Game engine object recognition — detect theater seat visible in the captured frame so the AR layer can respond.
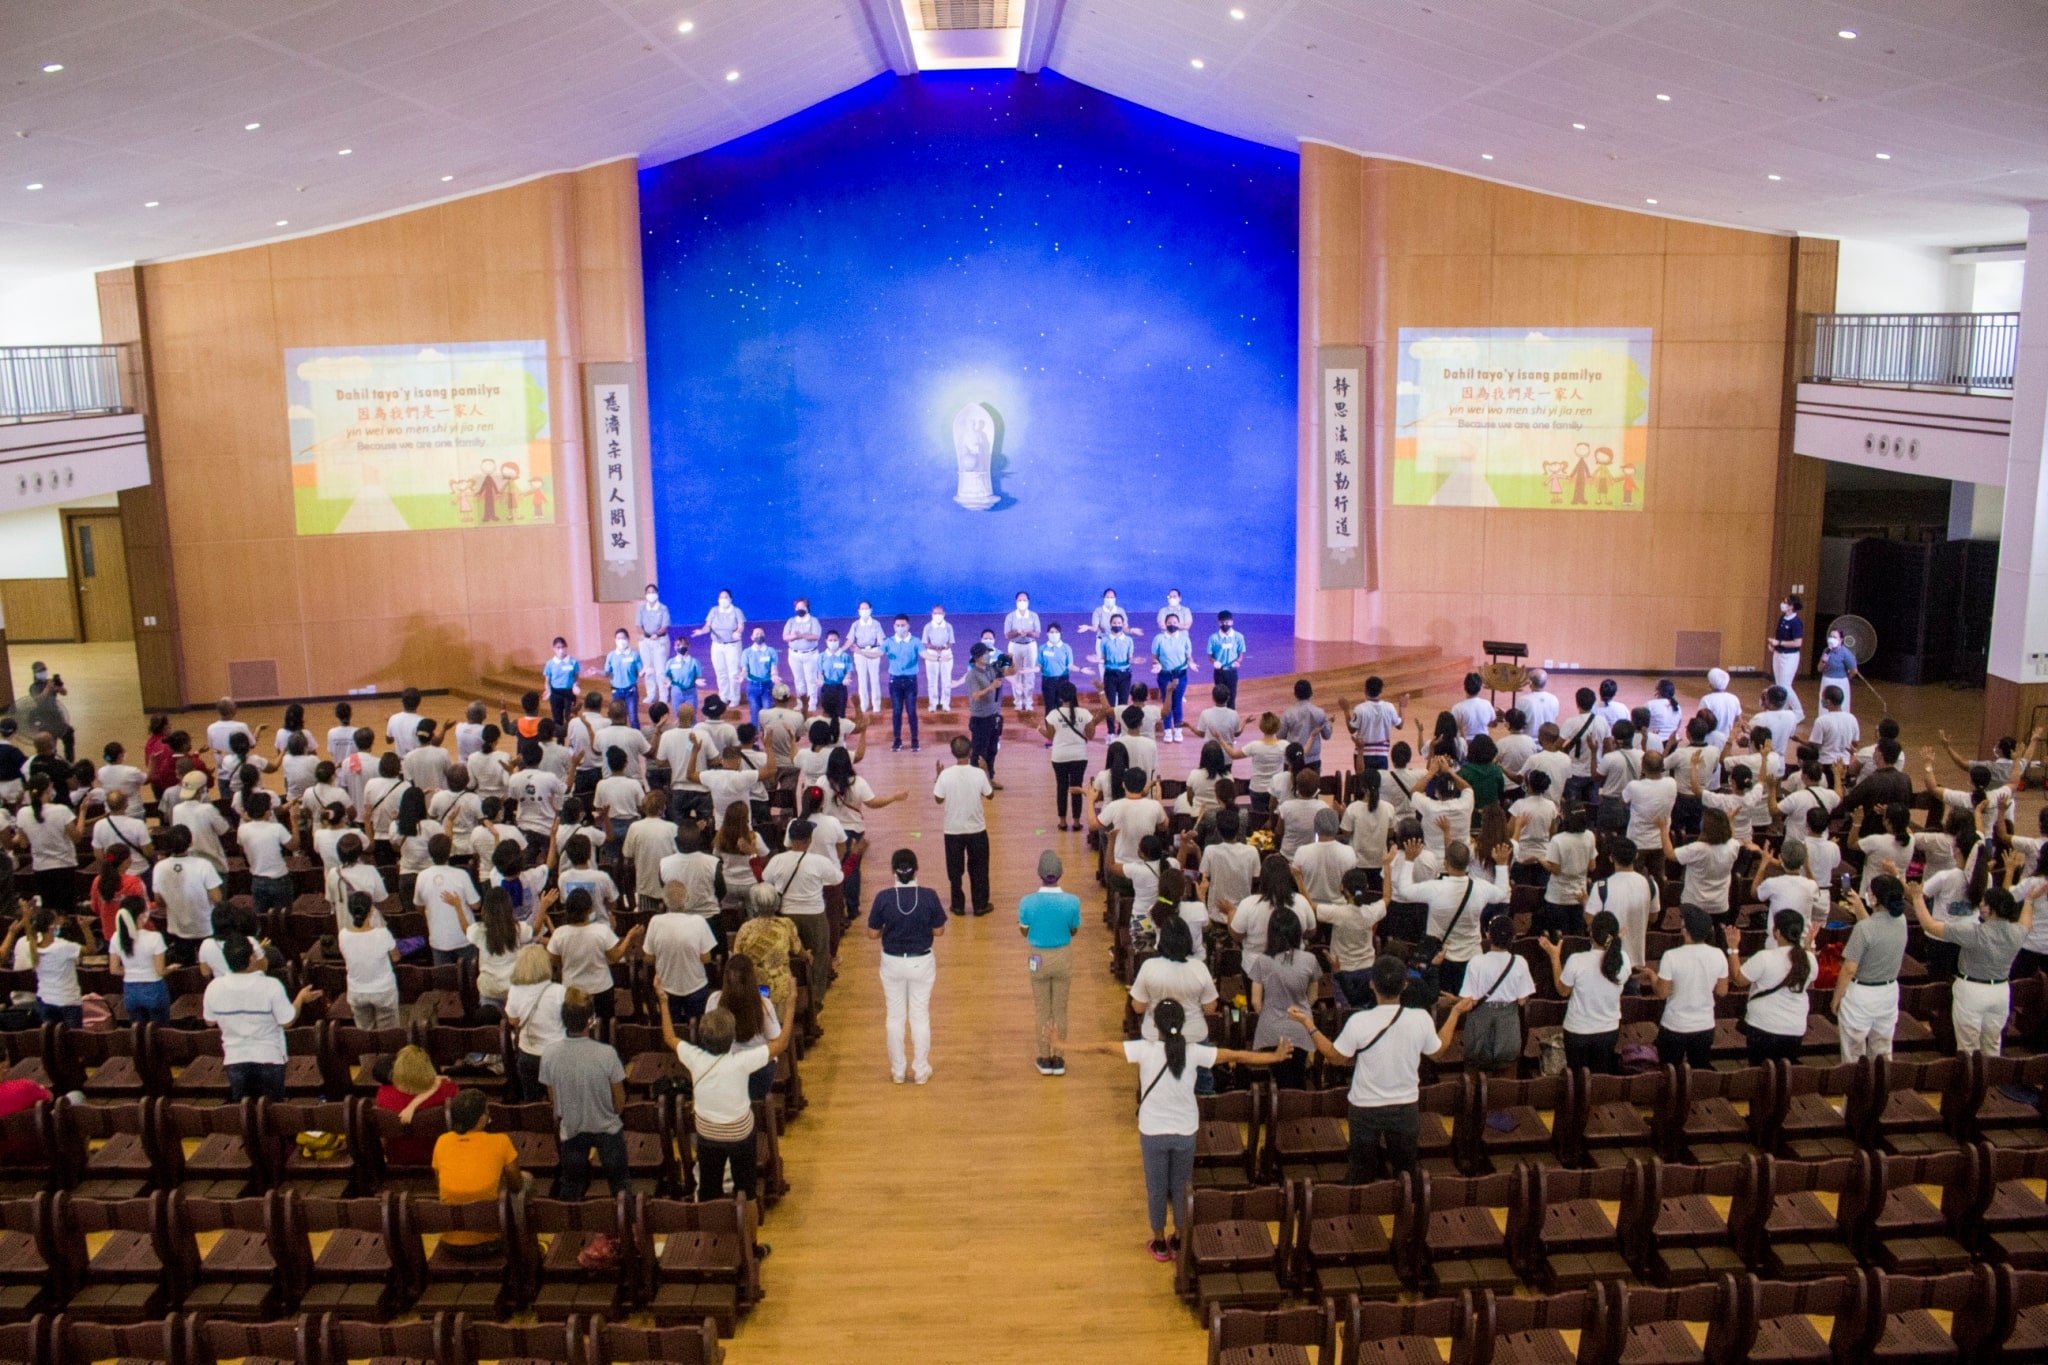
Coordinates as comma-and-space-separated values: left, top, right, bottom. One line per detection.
1178, 1186, 1289, 1317
1344, 1293, 1471, 1365
1205, 1301, 1335, 1365
1291, 1177, 1408, 1302
1411, 1169, 1518, 1296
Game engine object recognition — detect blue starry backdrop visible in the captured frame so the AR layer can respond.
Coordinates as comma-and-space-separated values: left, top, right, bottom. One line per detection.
640, 69, 1299, 617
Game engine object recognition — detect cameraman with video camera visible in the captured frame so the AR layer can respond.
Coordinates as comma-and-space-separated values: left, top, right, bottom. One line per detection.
965, 642, 1012, 789
21, 663, 73, 763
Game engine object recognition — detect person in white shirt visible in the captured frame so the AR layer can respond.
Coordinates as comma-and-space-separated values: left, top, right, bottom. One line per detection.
1653, 906, 1729, 1068
1092, 763, 1166, 871
1661, 808, 1741, 922
1344, 678, 1405, 772
97, 742, 147, 805
466, 727, 513, 797
237, 790, 300, 916
1752, 686, 1804, 758
1750, 839, 1823, 939
338, 890, 402, 1031
1588, 840, 1659, 969
108, 902, 171, 1026
401, 722, 454, 792
506, 944, 569, 1101
1073, 998, 1291, 1262
1539, 806, 1599, 935
1409, 764, 1476, 861
505, 743, 566, 855
547, 887, 642, 1019
1559, 690, 1609, 808
555, 834, 622, 926
1519, 670, 1561, 735
1620, 751, 1678, 874
385, 689, 432, 757
592, 749, 649, 849
88, 789, 152, 877
205, 698, 256, 775
1395, 838, 1512, 994
202, 933, 320, 1100
1726, 909, 1813, 1065
326, 703, 359, 768
759, 819, 844, 1011
467, 888, 536, 1012
1450, 673, 1495, 744
1699, 668, 1743, 747
151, 825, 224, 962
653, 988, 795, 1215
1292, 960, 1471, 1183
931, 734, 995, 914
414, 835, 481, 964
5, 905, 86, 1026
1494, 710, 1540, 786
1339, 770, 1395, 888
1227, 854, 1318, 955
1292, 807, 1358, 908
1457, 916, 1538, 1073
1541, 910, 1629, 1073
452, 701, 489, 763
1808, 687, 1859, 769
1921, 753, 2017, 841
644, 882, 719, 1021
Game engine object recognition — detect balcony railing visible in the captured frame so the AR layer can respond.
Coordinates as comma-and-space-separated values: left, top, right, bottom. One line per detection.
1806, 312, 2019, 392
0, 345, 130, 423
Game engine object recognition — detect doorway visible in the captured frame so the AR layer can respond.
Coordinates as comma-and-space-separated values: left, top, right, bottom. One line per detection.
65, 511, 134, 642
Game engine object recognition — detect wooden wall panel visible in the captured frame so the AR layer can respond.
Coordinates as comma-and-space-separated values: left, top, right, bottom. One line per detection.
1298, 151, 1803, 671
134, 160, 644, 701
0, 579, 78, 642
1769, 235, 1837, 677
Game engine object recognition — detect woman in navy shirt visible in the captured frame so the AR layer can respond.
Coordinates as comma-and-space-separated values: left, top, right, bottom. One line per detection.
868, 847, 949, 1085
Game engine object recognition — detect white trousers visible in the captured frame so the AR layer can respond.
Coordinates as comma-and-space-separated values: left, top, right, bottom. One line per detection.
638, 636, 670, 703
880, 951, 936, 1081
1953, 977, 2011, 1056
1771, 650, 1799, 696
926, 651, 954, 709
1009, 642, 1038, 711
1838, 980, 1899, 1060
854, 654, 884, 712
790, 651, 822, 708
710, 641, 742, 701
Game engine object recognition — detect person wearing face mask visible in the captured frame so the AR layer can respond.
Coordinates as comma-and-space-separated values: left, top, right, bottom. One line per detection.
1156, 589, 1193, 634
922, 605, 957, 714
542, 638, 581, 731
637, 585, 671, 710
693, 590, 746, 702
1005, 591, 1042, 715
1098, 613, 1137, 732
1767, 594, 1804, 701
1151, 612, 1193, 744
1038, 622, 1078, 714
739, 628, 779, 720
817, 629, 853, 718
664, 638, 704, 713
1083, 588, 1141, 643
1817, 627, 1861, 714
603, 630, 642, 728
1207, 610, 1247, 711
883, 614, 924, 751
783, 597, 823, 713
848, 602, 886, 715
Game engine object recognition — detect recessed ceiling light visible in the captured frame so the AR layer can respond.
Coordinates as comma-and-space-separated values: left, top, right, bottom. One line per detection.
724, 69, 739, 81
1838, 29, 1857, 39
1572, 122, 1586, 130
338, 148, 352, 156
275, 219, 288, 226
1875, 152, 1891, 159
440, 174, 453, 182
144, 200, 158, 207
677, 19, 695, 32
24, 183, 42, 191
1767, 174, 1781, 181
40, 63, 62, 74
244, 122, 261, 131
1480, 153, 1493, 160
1655, 93, 1670, 101
1229, 6, 1246, 17
1190, 57, 1205, 68
1644, 197, 1657, 204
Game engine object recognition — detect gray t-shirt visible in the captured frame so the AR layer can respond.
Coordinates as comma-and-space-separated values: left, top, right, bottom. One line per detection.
1844, 912, 1909, 985
1248, 949, 1322, 1049
967, 663, 1004, 719
1950, 916, 2026, 983
537, 1035, 625, 1139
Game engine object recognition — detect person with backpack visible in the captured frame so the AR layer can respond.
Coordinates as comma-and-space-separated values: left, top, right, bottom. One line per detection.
1290, 957, 1472, 1183
1458, 915, 1536, 1073
1725, 909, 1813, 1064
1393, 838, 1512, 995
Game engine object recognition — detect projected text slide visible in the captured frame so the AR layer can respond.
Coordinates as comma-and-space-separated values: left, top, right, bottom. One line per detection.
1394, 328, 1651, 510
286, 341, 553, 535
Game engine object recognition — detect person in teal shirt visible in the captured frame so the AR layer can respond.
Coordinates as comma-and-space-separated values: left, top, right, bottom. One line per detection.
1099, 616, 1136, 733
740, 628, 779, 720
1206, 611, 1247, 711
543, 637, 581, 730
1037, 623, 1079, 711
818, 630, 853, 718
1150, 616, 1194, 742
1018, 849, 1082, 1075
664, 641, 704, 712
883, 614, 924, 752
604, 629, 642, 728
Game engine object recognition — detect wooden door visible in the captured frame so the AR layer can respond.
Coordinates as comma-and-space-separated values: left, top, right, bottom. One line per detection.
68, 512, 134, 642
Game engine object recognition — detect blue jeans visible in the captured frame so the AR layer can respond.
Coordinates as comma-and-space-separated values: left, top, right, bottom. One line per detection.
123, 980, 172, 1026
1159, 669, 1188, 727
252, 873, 295, 916
556, 1128, 632, 1201
227, 1061, 288, 1101
433, 944, 479, 968
665, 985, 712, 1024
745, 678, 774, 717
890, 675, 920, 747
1102, 669, 1132, 721
39, 1002, 83, 1028
611, 687, 639, 728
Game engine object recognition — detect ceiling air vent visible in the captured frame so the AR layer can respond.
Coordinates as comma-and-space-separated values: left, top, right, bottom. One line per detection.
921, 0, 1013, 28
226, 658, 282, 699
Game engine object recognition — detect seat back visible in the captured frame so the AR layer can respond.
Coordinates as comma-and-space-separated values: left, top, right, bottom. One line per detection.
1574, 1068, 1676, 1164
1679, 1063, 1776, 1157
1613, 1277, 1734, 1360
184, 1313, 311, 1365
0, 1316, 44, 1365
52, 1190, 171, 1286
450, 1313, 581, 1365
1858, 1147, 1977, 1251
320, 1023, 410, 1095
1727, 1273, 1865, 1365
1732, 1154, 1870, 1263
1207, 1302, 1333, 1365
1345, 1294, 1469, 1365
1486, 1285, 1608, 1363
318, 1311, 448, 1365
1861, 1265, 1998, 1360
1473, 1074, 1573, 1169
1776, 1060, 1871, 1151
152, 1098, 260, 1187
589, 1313, 721, 1365
50, 1314, 179, 1365
1870, 1055, 1967, 1141
1515, 1163, 1639, 1273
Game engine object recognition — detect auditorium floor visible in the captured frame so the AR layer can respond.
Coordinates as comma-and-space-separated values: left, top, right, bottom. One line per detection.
7, 642, 2025, 1361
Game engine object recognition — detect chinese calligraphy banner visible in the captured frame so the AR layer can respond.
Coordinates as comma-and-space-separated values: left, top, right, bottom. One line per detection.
582, 362, 651, 601
1394, 328, 1651, 511
1317, 345, 1368, 589
285, 341, 553, 535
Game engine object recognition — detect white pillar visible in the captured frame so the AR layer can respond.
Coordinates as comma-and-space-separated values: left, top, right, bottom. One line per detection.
1986, 202, 2048, 684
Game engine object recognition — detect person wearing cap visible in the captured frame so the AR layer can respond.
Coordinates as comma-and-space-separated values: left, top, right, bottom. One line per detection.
964, 643, 1010, 788
24, 663, 73, 762
867, 847, 948, 1084
1700, 668, 1743, 748
1019, 850, 1082, 1076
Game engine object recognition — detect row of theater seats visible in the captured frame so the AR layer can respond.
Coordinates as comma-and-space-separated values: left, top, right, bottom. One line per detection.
1191, 1056, 2048, 1193
1207, 1268, 2048, 1365
1, 1188, 757, 1336
0, 1310, 723, 1365
1177, 1143, 2048, 1314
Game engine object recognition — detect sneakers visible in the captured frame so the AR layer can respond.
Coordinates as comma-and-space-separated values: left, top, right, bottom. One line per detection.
1050, 1055, 1066, 1076
1035, 1056, 1055, 1076
891, 742, 903, 752
892, 1072, 907, 1085
1147, 1238, 1174, 1262
913, 1070, 932, 1085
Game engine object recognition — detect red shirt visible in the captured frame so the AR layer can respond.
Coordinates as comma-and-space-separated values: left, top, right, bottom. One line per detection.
145, 735, 174, 792
0, 1078, 52, 1161
376, 1079, 459, 1166
92, 874, 150, 942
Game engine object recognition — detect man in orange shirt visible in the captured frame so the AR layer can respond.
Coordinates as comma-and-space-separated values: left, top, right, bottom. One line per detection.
430, 1088, 523, 1254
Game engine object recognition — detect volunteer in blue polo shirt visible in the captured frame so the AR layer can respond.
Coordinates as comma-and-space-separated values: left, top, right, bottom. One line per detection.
1207, 612, 1248, 711
739, 628, 779, 720
817, 630, 853, 719
1019, 849, 1083, 1076
1100, 614, 1136, 732
1150, 615, 1194, 745
664, 640, 704, 712
603, 630, 642, 728
1038, 622, 1077, 710
543, 638, 581, 730
883, 614, 924, 752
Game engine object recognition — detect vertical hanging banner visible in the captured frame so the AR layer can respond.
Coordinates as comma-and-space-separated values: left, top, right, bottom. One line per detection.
582, 362, 652, 601
1318, 345, 1369, 589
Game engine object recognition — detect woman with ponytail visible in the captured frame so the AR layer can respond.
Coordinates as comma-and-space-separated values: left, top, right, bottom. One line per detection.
1727, 909, 1813, 1063
2, 904, 84, 1025
1912, 878, 2029, 1055
1072, 996, 1293, 1262
13, 772, 82, 912
88, 848, 146, 946
1836, 873, 1911, 1060
1541, 909, 1628, 1073
109, 895, 170, 1025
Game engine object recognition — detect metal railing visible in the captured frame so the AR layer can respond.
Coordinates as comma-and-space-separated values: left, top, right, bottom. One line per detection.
1806, 312, 2019, 392
0, 344, 129, 422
